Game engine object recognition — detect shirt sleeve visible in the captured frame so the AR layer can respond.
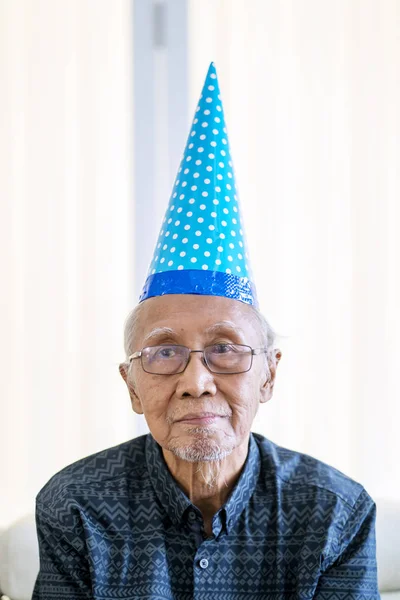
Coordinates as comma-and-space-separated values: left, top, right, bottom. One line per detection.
313, 488, 380, 599
32, 495, 93, 600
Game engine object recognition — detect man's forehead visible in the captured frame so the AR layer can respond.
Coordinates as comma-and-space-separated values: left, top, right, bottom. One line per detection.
137, 295, 257, 339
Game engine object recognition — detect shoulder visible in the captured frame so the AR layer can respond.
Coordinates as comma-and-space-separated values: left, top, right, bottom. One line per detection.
36, 434, 149, 509
252, 432, 373, 510
252, 432, 376, 560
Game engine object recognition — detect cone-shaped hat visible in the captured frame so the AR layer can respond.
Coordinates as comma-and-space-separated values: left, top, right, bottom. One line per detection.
139, 62, 257, 306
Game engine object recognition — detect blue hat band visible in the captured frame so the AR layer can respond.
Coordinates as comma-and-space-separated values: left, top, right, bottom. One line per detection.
139, 269, 258, 306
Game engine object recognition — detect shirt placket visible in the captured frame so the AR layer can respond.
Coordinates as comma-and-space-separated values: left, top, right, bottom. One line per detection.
186, 509, 219, 598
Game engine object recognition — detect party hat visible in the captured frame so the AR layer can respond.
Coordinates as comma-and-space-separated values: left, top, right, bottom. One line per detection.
139, 62, 257, 306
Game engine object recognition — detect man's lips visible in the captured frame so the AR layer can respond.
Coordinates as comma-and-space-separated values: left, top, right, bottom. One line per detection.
176, 413, 228, 425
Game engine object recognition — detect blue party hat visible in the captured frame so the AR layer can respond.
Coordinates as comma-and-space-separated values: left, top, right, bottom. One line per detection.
139, 62, 258, 306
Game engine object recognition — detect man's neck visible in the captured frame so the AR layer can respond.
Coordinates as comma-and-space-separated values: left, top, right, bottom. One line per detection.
162, 435, 250, 522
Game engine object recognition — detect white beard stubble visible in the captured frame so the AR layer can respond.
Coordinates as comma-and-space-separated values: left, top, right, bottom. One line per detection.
166, 424, 234, 489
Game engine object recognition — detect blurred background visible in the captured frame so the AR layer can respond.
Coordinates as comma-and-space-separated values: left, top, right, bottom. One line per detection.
1, 0, 399, 528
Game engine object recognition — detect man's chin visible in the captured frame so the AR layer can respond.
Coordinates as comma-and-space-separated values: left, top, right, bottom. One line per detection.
167, 434, 233, 463
179, 425, 218, 435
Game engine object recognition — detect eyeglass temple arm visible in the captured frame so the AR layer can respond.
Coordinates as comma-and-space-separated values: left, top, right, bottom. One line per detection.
251, 348, 269, 356
128, 351, 142, 362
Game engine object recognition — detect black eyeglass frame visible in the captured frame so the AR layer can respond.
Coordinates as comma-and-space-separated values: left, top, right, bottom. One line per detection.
128, 344, 269, 375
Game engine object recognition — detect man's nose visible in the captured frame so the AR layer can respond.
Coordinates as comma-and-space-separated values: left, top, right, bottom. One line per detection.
175, 352, 217, 398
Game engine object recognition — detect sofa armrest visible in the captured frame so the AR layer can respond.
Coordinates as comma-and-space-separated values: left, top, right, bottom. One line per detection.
0, 514, 39, 600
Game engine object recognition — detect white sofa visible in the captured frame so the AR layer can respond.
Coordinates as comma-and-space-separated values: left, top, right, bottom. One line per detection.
0, 497, 399, 599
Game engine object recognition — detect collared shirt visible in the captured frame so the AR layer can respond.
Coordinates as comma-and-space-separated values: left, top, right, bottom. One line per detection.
32, 432, 380, 599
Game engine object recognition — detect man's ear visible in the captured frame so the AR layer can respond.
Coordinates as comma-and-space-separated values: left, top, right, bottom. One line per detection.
118, 363, 144, 415
259, 349, 282, 404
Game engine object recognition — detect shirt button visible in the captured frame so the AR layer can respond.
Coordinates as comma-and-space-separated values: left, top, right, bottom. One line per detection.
188, 511, 196, 521
199, 558, 209, 569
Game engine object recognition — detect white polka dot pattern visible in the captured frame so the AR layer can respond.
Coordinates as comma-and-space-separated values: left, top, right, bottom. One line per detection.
145, 62, 254, 287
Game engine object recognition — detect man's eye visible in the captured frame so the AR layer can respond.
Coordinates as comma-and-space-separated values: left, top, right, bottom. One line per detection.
211, 343, 233, 354
157, 347, 176, 359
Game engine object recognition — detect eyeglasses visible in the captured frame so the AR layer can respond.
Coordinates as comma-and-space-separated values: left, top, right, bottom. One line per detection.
128, 343, 268, 375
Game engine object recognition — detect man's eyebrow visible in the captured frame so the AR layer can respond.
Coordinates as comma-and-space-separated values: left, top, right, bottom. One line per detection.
142, 327, 176, 345
142, 322, 244, 345
204, 321, 244, 336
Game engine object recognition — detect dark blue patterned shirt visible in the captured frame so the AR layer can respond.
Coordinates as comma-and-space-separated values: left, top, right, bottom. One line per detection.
33, 432, 380, 599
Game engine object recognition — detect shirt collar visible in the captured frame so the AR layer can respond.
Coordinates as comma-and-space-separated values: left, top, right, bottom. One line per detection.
145, 432, 260, 535
145, 433, 193, 527
222, 433, 260, 533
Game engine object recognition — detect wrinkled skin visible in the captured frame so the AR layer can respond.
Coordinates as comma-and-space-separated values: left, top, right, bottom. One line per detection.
119, 294, 281, 534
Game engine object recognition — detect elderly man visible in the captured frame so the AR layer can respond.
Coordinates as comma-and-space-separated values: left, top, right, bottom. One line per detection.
33, 64, 379, 599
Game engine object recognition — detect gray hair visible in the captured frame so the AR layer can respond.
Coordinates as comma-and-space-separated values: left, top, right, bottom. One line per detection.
121, 300, 281, 370
122, 301, 146, 367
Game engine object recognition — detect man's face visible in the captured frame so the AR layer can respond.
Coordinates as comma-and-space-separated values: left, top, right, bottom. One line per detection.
120, 294, 280, 462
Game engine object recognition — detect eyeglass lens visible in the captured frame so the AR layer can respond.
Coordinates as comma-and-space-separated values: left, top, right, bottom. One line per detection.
141, 344, 252, 374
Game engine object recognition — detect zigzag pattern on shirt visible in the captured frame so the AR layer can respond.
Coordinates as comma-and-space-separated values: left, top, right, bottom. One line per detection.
32, 432, 379, 599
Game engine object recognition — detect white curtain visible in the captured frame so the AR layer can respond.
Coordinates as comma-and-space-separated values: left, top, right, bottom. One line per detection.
1, 0, 399, 530
0, 0, 135, 528
188, 0, 400, 499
